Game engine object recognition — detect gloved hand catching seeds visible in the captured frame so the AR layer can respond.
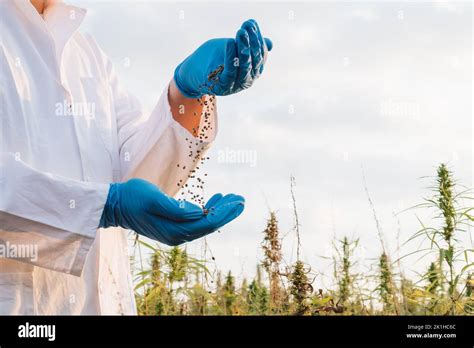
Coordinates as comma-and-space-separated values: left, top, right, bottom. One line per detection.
99, 178, 245, 245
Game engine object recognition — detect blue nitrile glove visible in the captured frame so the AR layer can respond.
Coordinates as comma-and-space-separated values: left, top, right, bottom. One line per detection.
174, 19, 273, 98
99, 178, 245, 246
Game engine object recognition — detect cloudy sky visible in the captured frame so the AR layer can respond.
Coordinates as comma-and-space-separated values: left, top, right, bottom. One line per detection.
72, 0, 472, 286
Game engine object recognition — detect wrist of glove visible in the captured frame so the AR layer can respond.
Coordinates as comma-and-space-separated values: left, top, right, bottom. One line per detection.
174, 19, 273, 99
99, 178, 244, 246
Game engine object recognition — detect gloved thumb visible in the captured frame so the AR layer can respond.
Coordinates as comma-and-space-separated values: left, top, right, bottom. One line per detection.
264, 38, 273, 52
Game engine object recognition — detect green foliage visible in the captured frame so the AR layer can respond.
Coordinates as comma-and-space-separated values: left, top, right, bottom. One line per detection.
288, 260, 312, 315
261, 211, 284, 312
223, 271, 236, 315
133, 164, 473, 316
403, 163, 473, 315
246, 266, 269, 315
332, 236, 360, 312
377, 252, 397, 314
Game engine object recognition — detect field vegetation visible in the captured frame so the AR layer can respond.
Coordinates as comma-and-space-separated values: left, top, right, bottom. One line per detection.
134, 164, 473, 315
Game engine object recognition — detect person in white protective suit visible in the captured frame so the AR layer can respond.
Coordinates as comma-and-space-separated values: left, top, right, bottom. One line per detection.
0, 0, 273, 314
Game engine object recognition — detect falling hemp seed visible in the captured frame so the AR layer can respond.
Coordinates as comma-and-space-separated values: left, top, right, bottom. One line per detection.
174, 65, 224, 208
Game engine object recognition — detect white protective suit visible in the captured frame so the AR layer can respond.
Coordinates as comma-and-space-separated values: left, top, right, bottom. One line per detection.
0, 0, 216, 314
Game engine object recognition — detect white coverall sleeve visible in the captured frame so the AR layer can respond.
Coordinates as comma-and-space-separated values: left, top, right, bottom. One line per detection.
118, 88, 217, 196
0, 152, 109, 276
85, 35, 218, 196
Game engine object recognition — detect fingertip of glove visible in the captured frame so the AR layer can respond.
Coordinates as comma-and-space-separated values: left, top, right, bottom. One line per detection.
205, 193, 224, 209
219, 193, 245, 206
233, 194, 245, 205
264, 38, 273, 52
217, 201, 244, 224
230, 199, 245, 218
236, 28, 249, 42
221, 195, 245, 214
242, 19, 257, 31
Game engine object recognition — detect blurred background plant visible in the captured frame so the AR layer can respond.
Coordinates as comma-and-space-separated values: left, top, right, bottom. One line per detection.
133, 164, 473, 315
